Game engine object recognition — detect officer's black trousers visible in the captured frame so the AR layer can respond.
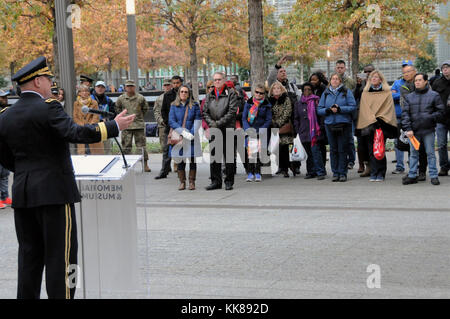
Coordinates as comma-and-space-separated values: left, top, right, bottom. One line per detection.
14, 204, 77, 299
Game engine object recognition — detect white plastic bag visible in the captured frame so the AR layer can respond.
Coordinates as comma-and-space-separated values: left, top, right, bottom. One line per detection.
290, 134, 307, 162
247, 138, 260, 159
268, 131, 279, 154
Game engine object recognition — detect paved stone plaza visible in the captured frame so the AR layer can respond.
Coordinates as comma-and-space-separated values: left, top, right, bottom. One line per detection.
1, 150, 449, 299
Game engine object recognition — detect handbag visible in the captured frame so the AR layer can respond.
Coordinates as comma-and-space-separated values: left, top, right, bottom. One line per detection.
279, 121, 293, 134
373, 128, 385, 160
168, 105, 189, 146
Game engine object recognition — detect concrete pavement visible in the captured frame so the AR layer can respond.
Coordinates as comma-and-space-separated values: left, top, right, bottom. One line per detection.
1, 150, 449, 298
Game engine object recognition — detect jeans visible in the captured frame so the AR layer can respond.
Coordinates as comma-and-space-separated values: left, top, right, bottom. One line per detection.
303, 142, 326, 176
325, 124, 352, 177
436, 123, 450, 171
347, 121, 356, 164
0, 163, 9, 200
177, 157, 197, 171
394, 141, 405, 171
408, 132, 438, 179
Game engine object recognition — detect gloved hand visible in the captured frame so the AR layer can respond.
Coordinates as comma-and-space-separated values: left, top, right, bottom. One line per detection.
181, 130, 194, 140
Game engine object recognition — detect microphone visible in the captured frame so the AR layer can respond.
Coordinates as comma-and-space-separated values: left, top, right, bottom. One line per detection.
81, 105, 115, 118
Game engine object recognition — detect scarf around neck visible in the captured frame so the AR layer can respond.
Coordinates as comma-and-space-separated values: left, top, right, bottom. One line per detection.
301, 94, 321, 146
247, 98, 261, 125
329, 84, 343, 95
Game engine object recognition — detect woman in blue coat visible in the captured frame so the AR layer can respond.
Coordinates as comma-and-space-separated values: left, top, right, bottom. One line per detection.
317, 73, 356, 182
242, 83, 272, 182
169, 85, 202, 190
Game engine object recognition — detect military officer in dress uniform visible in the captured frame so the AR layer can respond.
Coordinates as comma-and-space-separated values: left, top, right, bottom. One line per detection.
0, 56, 136, 299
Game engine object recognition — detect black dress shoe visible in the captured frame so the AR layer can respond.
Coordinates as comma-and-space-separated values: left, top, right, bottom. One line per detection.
225, 182, 233, 191
154, 174, 167, 180
304, 174, 316, 179
339, 175, 347, 182
438, 169, 448, 176
283, 171, 289, 178
332, 176, 339, 182
275, 168, 282, 175
205, 183, 222, 191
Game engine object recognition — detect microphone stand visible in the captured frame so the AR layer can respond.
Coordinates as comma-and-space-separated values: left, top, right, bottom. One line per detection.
104, 116, 129, 169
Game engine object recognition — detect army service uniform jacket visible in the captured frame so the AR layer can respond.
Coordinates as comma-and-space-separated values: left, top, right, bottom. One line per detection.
0, 92, 119, 208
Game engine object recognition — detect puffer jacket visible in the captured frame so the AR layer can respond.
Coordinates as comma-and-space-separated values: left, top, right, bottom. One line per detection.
317, 86, 356, 125
203, 86, 238, 130
431, 75, 450, 126
401, 86, 445, 137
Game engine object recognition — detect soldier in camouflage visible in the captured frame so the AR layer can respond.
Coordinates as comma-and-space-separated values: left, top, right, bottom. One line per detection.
115, 79, 151, 172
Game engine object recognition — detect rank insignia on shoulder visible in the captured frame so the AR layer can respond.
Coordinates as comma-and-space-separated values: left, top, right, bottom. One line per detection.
0, 107, 8, 113
45, 98, 58, 103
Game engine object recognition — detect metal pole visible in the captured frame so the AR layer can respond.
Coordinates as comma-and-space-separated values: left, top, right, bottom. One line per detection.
55, 0, 76, 116
127, 14, 139, 89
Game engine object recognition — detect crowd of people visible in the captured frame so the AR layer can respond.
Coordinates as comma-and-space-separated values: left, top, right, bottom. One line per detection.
11, 57, 447, 196
151, 57, 449, 190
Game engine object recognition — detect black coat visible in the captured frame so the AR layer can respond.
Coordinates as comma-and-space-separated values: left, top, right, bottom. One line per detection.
0, 92, 119, 208
161, 88, 178, 132
431, 76, 450, 126
401, 87, 445, 137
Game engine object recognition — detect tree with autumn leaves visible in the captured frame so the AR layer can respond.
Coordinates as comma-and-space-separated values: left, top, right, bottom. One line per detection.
278, 0, 447, 79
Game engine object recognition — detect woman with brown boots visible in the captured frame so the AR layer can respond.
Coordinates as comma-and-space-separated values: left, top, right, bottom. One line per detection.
168, 85, 202, 190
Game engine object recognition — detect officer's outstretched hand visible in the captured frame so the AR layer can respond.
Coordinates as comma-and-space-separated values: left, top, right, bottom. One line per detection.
115, 109, 136, 131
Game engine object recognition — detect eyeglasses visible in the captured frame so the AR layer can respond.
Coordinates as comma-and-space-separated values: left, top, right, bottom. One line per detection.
213, 78, 223, 82
255, 91, 265, 95
207, 86, 213, 89
180, 91, 189, 94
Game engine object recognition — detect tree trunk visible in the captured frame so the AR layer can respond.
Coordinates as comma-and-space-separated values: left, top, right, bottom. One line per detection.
351, 26, 360, 80
203, 62, 208, 87
145, 71, 150, 86
248, 0, 265, 88
189, 33, 199, 101
152, 70, 157, 89
107, 60, 112, 86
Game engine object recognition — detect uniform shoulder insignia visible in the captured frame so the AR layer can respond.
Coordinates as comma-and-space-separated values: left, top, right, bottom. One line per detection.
0, 107, 8, 114
45, 98, 59, 103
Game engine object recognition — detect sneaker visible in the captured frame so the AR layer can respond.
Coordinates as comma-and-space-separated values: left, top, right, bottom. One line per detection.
347, 162, 355, 169
369, 177, 377, 182
438, 169, 448, 176
0, 202, 5, 209
402, 176, 418, 185
246, 173, 254, 182
431, 178, 440, 185
332, 176, 339, 182
0, 197, 12, 206
339, 175, 347, 182
254, 174, 262, 182
304, 174, 316, 179
317, 175, 325, 180
375, 177, 385, 182
392, 169, 405, 174
417, 172, 426, 182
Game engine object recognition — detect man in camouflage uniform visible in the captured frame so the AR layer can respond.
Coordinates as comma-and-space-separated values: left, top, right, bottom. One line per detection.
115, 79, 151, 172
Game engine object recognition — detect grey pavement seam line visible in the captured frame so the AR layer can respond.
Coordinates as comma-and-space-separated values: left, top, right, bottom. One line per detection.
136, 202, 450, 213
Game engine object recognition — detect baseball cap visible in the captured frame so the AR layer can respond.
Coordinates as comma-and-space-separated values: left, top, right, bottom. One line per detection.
441, 60, 450, 70
402, 60, 413, 67
95, 81, 106, 87
0, 89, 9, 97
